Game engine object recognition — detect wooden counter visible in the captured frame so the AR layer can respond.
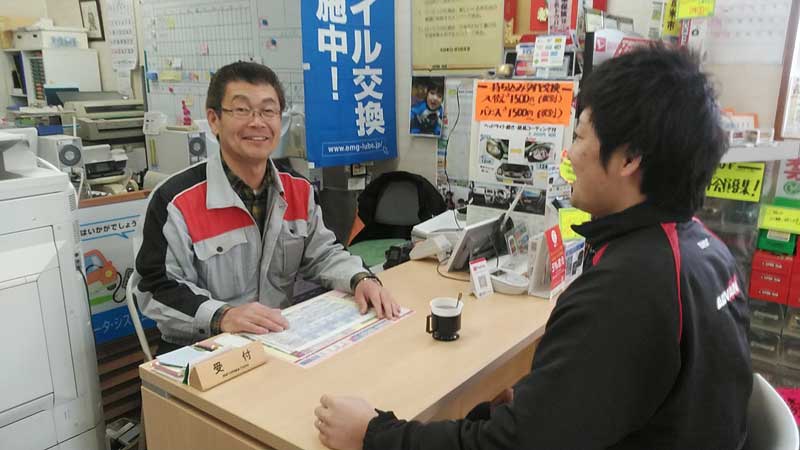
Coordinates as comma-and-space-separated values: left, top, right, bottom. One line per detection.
140, 260, 553, 450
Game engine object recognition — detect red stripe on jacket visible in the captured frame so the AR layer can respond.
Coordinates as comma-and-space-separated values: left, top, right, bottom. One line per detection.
660, 223, 684, 343
592, 244, 609, 266
278, 172, 310, 221
173, 181, 254, 243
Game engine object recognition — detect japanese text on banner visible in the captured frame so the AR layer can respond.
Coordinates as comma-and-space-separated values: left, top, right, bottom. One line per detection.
662, 0, 680, 36
474, 80, 573, 126
303, 0, 397, 167
317, 0, 385, 137
705, 162, 765, 202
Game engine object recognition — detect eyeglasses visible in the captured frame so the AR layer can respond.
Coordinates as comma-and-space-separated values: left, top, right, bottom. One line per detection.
219, 106, 281, 120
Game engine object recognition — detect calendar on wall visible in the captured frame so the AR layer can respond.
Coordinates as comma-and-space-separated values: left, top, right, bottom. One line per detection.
705, 0, 792, 65
139, 0, 304, 124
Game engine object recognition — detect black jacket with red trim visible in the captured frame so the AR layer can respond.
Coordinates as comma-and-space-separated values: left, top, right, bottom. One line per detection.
364, 201, 751, 450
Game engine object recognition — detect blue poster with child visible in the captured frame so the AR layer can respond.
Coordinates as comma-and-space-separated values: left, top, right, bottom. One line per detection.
301, 0, 397, 167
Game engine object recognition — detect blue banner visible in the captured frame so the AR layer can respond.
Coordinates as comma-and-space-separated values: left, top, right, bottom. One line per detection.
92, 304, 157, 345
301, 0, 396, 167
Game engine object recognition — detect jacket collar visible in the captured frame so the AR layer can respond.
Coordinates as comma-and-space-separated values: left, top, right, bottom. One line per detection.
572, 201, 693, 247
205, 151, 285, 210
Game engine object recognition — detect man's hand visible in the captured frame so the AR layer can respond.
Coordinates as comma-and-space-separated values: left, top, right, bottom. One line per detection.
219, 303, 289, 334
314, 395, 377, 450
490, 388, 514, 412
354, 279, 401, 320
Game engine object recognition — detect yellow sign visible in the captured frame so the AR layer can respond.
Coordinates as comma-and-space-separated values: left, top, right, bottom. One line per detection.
474, 80, 574, 126
559, 155, 576, 183
677, 0, 715, 19
760, 205, 800, 235
412, 0, 503, 70
559, 208, 591, 240
662, 0, 680, 37
706, 163, 765, 202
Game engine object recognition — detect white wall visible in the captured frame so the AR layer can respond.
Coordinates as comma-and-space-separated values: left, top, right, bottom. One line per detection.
371, 0, 438, 184
0, 0, 46, 18
607, 0, 785, 128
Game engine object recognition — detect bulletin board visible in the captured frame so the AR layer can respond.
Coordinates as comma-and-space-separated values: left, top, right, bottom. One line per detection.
139, 0, 304, 124
412, 0, 504, 70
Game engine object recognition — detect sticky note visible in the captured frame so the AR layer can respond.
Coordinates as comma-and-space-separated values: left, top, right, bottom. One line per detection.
166, 17, 176, 29
159, 70, 181, 81
676, 0, 716, 20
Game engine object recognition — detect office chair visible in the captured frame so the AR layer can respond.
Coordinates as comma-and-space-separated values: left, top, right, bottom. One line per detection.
126, 235, 153, 361
125, 270, 152, 361
743, 373, 799, 450
347, 171, 446, 267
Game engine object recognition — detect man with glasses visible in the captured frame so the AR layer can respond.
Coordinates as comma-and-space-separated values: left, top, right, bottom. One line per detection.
134, 62, 400, 354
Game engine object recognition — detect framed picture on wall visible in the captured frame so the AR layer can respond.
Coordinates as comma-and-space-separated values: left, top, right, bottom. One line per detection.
79, 0, 105, 41
409, 76, 445, 138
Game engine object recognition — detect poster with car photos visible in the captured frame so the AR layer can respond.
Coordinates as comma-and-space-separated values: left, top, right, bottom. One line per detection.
474, 121, 563, 189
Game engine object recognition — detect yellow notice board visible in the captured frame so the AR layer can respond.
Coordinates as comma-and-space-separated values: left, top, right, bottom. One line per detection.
474, 80, 574, 126
760, 205, 800, 234
705, 163, 765, 202
662, 0, 680, 36
412, 0, 504, 70
559, 208, 591, 240
677, 0, 715, 19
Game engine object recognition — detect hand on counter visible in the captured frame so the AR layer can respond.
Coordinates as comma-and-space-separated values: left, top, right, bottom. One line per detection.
354, 279, 402, 320
220, 303, 289, 334
315, 395, 377, 450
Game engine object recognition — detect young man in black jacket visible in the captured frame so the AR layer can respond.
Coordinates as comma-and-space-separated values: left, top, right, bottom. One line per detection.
314, 45, 752, 450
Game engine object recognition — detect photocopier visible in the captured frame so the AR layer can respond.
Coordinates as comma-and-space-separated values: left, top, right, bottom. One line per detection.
0, 129, 104, 449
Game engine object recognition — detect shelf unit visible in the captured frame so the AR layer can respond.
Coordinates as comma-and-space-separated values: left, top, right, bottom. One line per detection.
2, 48, 101, 107
701, 140, 800, 388
721, 141, 800, 163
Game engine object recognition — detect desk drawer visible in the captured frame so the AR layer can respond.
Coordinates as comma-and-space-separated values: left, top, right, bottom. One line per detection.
142, 387, 269, 450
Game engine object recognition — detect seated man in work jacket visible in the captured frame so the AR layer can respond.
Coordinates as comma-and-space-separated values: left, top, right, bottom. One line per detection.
135, 62, 400, 352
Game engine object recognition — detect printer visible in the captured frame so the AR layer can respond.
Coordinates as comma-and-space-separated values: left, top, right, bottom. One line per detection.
59, 92, 145, 141
0, 131, 105, 450
145, 126, 210, 175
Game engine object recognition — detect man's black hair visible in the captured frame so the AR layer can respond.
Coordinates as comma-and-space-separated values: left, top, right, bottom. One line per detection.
578, 44, 727, 213
206, 61, 286, 112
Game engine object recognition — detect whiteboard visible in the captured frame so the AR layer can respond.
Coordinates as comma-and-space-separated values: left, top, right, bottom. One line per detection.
140, 0, 304, 124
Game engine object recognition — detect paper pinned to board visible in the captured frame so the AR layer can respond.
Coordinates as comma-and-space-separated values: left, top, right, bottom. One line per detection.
116, 70, 132, 97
